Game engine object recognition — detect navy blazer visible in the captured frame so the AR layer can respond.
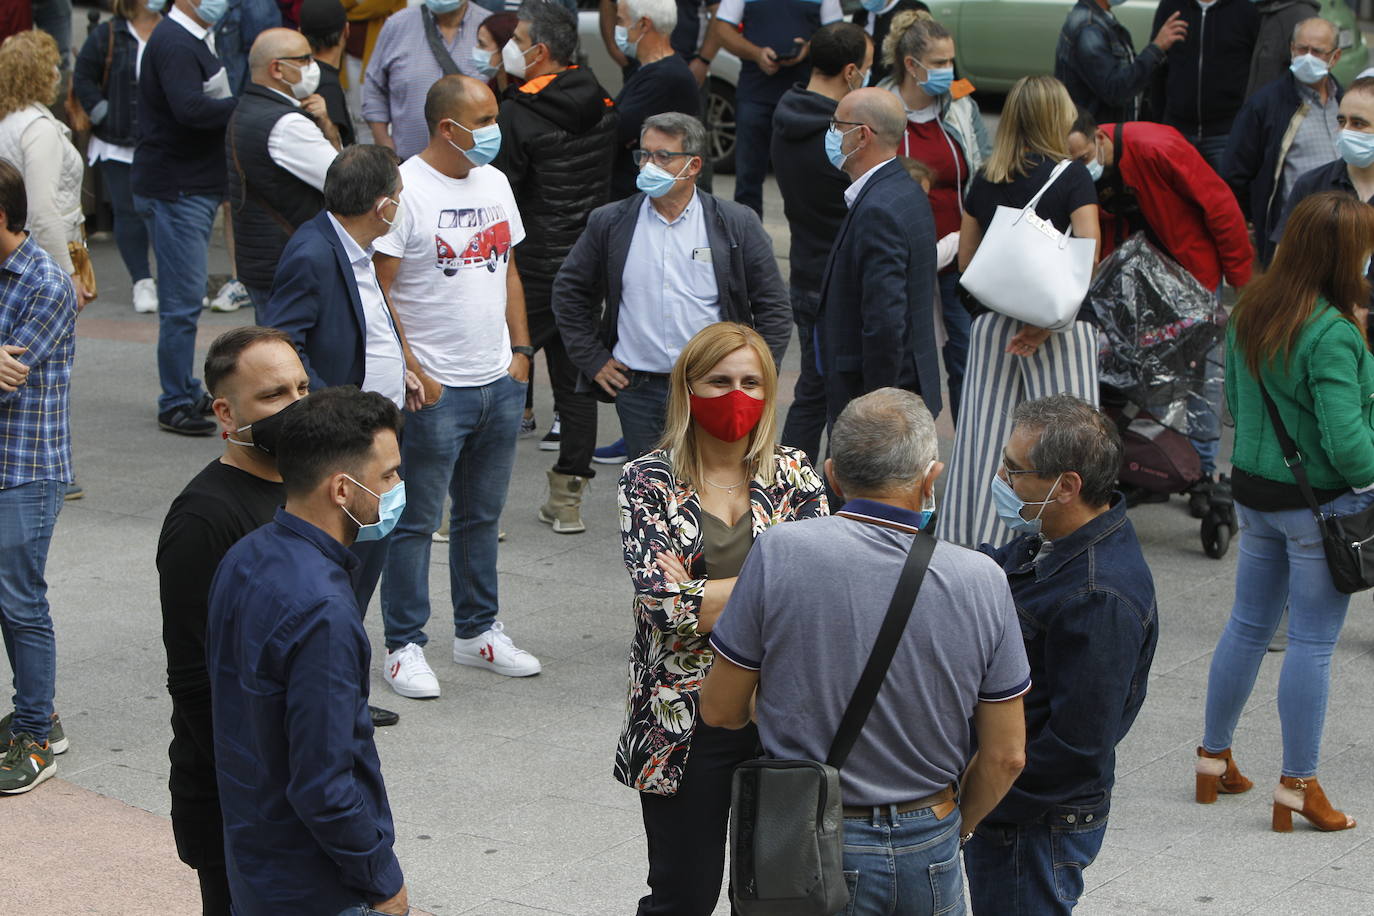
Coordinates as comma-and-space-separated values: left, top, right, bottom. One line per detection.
817, 158, 941, 419
263, 210, 367, 391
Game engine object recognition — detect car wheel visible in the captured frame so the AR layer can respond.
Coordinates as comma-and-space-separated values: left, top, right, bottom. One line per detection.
706, 77, 736, 175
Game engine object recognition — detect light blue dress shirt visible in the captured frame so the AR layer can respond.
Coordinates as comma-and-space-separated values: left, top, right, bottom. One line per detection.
613, 191, 721, 374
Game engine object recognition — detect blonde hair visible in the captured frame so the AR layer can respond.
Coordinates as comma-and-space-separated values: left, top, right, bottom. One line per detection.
660, 322, 779, 491
883, 10, 949, 75
982, 75, 1076, 183
0, 30, 61, 118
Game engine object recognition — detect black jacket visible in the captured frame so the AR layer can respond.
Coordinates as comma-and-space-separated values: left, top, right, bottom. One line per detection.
1149, 0, 1259, 140
770, 84, 847, 295
1245, 0, 1319, 99
73, 17, 140, 147
551, 191, 791, 398
1055, 0, 1165, 124
494, 66, 618, 315
851, 0, 929, 86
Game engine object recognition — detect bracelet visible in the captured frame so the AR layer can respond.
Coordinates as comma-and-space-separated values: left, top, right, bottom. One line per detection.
511, 345, 535, 358
694, 53, 713, 65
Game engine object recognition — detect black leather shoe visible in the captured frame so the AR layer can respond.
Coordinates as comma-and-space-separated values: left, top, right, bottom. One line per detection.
158, 405, 216, 436
369, 705, 400, 728
196, 392, 215, 416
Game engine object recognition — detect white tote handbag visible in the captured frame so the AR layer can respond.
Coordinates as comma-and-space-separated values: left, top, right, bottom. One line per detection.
959, 159, 1096, 331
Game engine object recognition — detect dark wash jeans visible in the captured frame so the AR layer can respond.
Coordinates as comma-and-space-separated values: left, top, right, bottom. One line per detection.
962, 796, 1111, 915
780, 285, 826, 466
0, 479, 63, 740
615, 371, 671, 462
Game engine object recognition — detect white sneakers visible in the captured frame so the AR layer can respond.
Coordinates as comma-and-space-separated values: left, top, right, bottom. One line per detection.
209, 278, 250, 313
383, 643, 440, 699
453, 622, 542, 677
133, 277, 158, 313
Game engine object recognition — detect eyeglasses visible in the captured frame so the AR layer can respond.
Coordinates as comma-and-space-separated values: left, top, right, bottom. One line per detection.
633, 149, 695, 168
275, 53, 313, 63
1000, 455, 1040, 479
828, 119, 865, 134
1293, 44, 1336, 59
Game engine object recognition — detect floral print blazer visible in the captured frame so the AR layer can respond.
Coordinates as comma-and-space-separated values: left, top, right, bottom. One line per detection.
614, 445, 827, 795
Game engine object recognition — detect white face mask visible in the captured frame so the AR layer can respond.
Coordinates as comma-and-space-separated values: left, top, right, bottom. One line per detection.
377, 196, 404, 228
502, 40, 538, 80
281, 59, 321, 100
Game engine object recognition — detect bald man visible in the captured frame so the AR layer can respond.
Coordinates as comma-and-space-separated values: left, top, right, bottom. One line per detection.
372, 76, 543, 699
817, 87, 941, 435
225, 27, 343, 309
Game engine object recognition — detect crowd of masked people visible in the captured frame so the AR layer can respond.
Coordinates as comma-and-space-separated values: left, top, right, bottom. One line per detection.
3, 0, 1374, 912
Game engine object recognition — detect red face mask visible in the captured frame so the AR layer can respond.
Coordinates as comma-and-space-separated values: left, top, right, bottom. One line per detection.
689, 389, 766, 442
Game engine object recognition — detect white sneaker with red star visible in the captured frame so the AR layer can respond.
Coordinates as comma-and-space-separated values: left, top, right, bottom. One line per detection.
452, 622, 541, 677
383, 642, 440, 698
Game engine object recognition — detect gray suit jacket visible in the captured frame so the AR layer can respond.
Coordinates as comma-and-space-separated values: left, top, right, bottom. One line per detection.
551, 190, 791, 398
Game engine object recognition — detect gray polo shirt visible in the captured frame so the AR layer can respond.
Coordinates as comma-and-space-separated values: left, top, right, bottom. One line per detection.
710, 499, 1030, 807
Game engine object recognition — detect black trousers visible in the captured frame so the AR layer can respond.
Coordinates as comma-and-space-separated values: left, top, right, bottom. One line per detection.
197, 864, 232, 916
528, 307, 597, 478
637, 722, 760, 916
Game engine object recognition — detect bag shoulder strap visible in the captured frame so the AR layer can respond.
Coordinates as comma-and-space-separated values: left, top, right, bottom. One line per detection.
101, 20, 116, 90
826, 529, 936, 770
421, 7, 462, 77
1258, 379, 1324, 516
1022, 158, 1073, 215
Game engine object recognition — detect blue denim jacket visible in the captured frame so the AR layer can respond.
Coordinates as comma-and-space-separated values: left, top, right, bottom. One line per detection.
1054, 0, 1165, 123
979, 495, 1158, 824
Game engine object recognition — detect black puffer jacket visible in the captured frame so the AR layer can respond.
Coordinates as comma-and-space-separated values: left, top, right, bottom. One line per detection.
495, 65, 617, 317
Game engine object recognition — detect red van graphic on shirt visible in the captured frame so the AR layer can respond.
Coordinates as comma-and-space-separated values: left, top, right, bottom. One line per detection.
434, 205, 512, 276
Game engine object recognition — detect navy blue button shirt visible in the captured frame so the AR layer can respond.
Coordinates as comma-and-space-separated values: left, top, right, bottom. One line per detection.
206, 509, 402, 914
979, 495, 1158, 824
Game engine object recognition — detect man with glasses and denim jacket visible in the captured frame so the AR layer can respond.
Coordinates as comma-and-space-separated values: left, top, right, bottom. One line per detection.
962, 394, 1158, 915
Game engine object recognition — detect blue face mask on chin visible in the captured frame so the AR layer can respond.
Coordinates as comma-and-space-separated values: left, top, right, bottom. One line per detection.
147, 0, 168, 12
991, 473, 1062, 536
194, 0, 227, 24
860, 0, 888, 11
344, 477, 406, 543
446, 119, 502, 167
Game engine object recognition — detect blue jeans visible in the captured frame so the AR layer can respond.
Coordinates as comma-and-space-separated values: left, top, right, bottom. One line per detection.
733, 96, 776, 216
1203, 489, 1374, 776
133, 192, 219, 413
97, 160, 152, 283
615, 371, 671, 461
335, 906, 408, 916
938, 270, 971, 424
380, 375, 524, 647
1187, 336, 1224, 476
963, 798, 1110, 915
0, 480, 64, 741
244, 284, 270, 312
837, 805, 965, 916
1189, 133, 1229, 175
780, 286, 826, 465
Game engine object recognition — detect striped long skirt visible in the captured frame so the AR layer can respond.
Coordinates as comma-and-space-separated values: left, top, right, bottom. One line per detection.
935, 312, 1100, 549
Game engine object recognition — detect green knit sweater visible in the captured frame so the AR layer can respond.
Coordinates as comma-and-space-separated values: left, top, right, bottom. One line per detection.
1226, 301, 1374, 491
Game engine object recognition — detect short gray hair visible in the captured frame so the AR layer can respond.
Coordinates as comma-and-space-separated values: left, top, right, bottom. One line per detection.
830, 388, 938, 494
1012, 394, 1122, 507
641, 112, 707, 158
626, 0, 677, 35
1292, 16, 1338, 48
519, 0, 579, 65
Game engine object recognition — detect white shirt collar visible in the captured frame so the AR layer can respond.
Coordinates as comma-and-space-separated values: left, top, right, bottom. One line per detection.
169, 6, 211, 42
327, 212, 373, 266
265, 85, 303, 108
844, 158, 893, 208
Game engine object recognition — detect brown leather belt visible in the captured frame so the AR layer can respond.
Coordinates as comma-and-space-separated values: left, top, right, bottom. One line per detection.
843, 784, 957, 820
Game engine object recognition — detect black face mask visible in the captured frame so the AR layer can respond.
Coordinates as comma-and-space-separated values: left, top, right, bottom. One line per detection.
227, 397, 304, 456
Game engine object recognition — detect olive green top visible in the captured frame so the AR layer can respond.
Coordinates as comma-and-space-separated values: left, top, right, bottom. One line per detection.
702, 510, 755, 580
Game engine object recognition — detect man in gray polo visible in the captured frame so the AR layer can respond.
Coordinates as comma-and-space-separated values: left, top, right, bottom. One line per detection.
700, 387, 1029, 915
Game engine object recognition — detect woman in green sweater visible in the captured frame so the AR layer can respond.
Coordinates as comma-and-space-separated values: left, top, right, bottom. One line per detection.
1197, 192, 1374, 834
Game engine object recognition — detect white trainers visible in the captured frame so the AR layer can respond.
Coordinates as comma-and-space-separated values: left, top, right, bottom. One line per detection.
453, 622, 541, 677
133, 277, 158, 313
209, 279, 250, 313
383, 643, 440, 698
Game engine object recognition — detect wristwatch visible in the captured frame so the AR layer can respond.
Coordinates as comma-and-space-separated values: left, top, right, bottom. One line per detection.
694, 53, 713, 65
511, 345, 535, 358
960, 831, 975, 847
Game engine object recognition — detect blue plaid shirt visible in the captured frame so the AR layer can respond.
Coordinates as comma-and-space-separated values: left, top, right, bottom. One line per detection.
0, 236, 77, 488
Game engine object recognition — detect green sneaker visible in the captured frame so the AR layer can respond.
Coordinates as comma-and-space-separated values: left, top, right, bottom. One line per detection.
0, 711, 67, 755
0, 732, 56, 794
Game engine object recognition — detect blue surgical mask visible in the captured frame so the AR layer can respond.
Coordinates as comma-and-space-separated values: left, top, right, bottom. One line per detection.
1108, 0, 1128, 7
1086, 158, 1104, 182
919, 66, 954, 96
1338, 128, 1374, 168
825, 124, 861, 171
1364, 254, 1372, 277
991, 473, 1062, 536
425, 0, 466, 13
636, 160, 690, 198
915, 460, 937, 530
446, 118, 502, 167
471, 45, 498, 80
847, 67, 870, 93
194, 0, 227, 24
344, 477, 406, 543
860, 0, 888, 11
615, 23, 640, 59
1290, 53, 1330, 85
146, 0, 167, 11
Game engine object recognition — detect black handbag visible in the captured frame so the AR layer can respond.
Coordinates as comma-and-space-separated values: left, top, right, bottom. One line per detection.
728, 530, 937, 915
1259, 382, 1374, 593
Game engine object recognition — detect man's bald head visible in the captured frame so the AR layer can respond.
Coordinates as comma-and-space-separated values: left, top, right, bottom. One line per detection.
249, 27, 311, 77
424, 75, 496, 135
837, 88, 906, 150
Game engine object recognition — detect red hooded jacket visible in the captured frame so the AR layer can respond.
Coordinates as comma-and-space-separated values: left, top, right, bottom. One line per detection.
1099, 121, 1253, 291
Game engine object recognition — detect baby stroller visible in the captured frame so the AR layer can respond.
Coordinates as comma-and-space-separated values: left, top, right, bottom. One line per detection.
1090, 235, 1235, 558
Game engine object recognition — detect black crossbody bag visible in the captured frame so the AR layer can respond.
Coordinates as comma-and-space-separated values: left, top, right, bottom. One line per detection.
728, 529, 937, 915
1259, 381, 1374, 593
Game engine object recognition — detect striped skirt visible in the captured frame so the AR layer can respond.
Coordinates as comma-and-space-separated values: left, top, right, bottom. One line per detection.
936, 312, 1100, 549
